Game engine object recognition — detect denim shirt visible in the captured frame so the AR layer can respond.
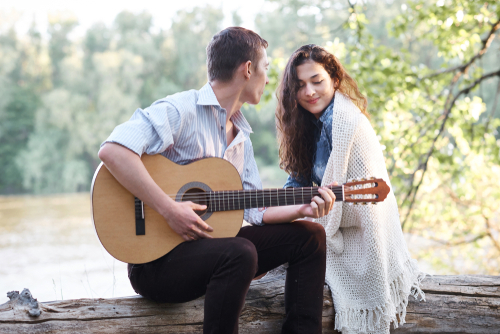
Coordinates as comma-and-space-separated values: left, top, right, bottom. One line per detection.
283, 97, 334, 188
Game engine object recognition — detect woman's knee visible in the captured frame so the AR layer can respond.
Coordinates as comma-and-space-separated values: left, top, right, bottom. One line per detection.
297, 221, 327, 252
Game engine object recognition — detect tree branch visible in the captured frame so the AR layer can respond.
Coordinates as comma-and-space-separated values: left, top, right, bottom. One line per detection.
454, 69, 500, 96
346, 0, 363, 43
401, 174, 422, 230
482, 211, 500, 253
299, 16, 351, 38
401, 69, 500, 228
484, 76, 500, 135
422, 69, 500, 166
424, 19, 500, 79
425, 233, 489, 247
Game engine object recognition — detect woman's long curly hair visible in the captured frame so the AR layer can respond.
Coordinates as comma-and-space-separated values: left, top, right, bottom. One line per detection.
276, 44, 368, 182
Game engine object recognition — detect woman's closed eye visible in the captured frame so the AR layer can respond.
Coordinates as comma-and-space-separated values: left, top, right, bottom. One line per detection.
298, 81, 322, 88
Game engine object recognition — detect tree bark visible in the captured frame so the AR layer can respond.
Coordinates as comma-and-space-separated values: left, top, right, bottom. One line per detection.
0, 275, 498, 333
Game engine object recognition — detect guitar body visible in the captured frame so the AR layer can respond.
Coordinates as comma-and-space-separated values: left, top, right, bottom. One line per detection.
91, 155, 244, 264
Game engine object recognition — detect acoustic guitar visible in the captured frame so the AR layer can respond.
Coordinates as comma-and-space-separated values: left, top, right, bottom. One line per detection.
91, 155, 390, 264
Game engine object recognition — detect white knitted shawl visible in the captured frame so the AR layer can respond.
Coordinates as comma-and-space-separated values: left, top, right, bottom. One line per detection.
315, 92, 425, 333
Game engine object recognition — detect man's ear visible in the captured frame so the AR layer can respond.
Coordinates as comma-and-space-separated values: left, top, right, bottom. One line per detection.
244, 60, 252, 80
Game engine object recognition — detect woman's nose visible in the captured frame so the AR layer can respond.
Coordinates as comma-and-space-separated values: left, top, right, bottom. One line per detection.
305, 84, 315, 96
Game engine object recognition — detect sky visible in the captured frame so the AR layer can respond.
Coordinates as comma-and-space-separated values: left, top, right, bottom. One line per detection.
0, 0, 270, 37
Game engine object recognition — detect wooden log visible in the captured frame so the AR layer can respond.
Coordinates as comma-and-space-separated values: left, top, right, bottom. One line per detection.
393, 275, 500, 333
0, 275, 498, 333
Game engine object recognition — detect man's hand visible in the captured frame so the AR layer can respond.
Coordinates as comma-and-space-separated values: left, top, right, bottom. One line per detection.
162, 201, 214, 241
297, 182, 337, 219
98, 143, 214, 242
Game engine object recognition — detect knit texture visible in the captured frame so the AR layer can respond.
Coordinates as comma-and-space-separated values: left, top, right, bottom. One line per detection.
315, 92, 425, 333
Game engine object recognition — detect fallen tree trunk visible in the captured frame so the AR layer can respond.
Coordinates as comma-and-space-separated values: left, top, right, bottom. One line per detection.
0, 275, 498, 333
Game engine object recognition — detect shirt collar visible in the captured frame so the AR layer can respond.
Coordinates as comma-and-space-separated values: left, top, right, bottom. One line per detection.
197, 82, 254, 135
197, 82, 221, 106
312, 96, 335, 127
231, 110, 254, 135
319, 96, 335, 122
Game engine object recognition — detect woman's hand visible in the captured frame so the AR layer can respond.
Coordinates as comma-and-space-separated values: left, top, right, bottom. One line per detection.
297, 182, 337, 219
262, 182, 338, 224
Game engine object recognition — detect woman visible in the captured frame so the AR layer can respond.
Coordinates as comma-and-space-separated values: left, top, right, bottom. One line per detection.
274, 44, 424, 333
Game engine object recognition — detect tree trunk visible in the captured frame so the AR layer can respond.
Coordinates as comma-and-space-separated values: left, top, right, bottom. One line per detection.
0, 275, 498, 333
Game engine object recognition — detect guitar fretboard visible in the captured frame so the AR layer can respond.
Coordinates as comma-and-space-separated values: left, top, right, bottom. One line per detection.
191, 186, 344, 212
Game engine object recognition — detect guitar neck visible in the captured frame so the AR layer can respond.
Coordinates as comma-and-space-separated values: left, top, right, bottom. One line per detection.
205, 185, 344, 212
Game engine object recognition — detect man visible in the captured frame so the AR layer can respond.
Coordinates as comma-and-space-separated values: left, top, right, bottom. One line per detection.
98, 27, 335, 334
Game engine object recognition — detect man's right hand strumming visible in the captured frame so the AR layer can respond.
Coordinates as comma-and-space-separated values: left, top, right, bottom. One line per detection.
99, 142, 213, 242
162, 201, 213, 241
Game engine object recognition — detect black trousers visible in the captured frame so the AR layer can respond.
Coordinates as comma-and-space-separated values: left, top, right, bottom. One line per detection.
128, 221, 327, 334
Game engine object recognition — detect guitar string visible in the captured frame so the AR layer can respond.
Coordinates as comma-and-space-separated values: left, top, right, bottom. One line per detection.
138, 188, 377, 211
164, 193, 346, 204
176, 189, 344, 199
159, 183, 376, 200
162, 185, 344, 198
169, 190, 346, 203
170, 194, 345, 203
138, 184, 376, 206
175, 188, 359, 199
175, 186, 373, 201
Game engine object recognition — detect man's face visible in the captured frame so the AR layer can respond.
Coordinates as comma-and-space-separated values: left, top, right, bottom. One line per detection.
244, 48, 270, 105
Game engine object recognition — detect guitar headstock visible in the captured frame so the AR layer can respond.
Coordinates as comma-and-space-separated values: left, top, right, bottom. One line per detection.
343, 177, 390, 205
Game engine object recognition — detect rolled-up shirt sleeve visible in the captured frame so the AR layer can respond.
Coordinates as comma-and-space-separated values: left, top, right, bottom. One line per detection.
101, 100, 181, 156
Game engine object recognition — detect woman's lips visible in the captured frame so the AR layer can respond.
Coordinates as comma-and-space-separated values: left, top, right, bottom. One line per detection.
307, 97, 320, 104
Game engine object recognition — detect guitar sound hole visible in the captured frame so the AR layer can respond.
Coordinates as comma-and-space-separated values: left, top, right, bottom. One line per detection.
182, 188, 208, 217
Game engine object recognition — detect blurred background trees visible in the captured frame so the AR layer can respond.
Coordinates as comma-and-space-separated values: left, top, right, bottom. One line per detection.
0, 0, 498, 274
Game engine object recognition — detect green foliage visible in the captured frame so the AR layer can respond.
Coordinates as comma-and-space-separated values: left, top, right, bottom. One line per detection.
0, 25, 45, 194
0, 85, 38, 192
260, 0, 500, 273
0, 6, 225, 195
47, 13, 79, 87
382, 0, 500, 274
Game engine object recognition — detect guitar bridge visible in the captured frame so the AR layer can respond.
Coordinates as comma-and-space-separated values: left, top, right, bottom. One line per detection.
135, 197, 145, 235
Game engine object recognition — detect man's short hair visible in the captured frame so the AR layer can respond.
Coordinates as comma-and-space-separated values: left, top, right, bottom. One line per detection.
207, 27, 268, 82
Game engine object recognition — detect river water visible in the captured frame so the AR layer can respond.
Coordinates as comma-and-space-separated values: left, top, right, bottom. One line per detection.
0, 193, 135, 304
1, 190, 438, 305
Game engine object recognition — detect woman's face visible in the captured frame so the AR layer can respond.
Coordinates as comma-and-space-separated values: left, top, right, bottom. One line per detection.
295, 60, 335, 119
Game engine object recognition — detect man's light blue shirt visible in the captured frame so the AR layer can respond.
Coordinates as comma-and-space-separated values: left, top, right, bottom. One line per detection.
103, 83, 265, 225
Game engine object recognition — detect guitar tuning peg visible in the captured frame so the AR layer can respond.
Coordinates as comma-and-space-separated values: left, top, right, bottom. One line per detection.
372, 202, 377, 205
361, 178, 366, 181
370, 176, 376, 180
362, 202, 368, 205
353, 202, 359, 205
